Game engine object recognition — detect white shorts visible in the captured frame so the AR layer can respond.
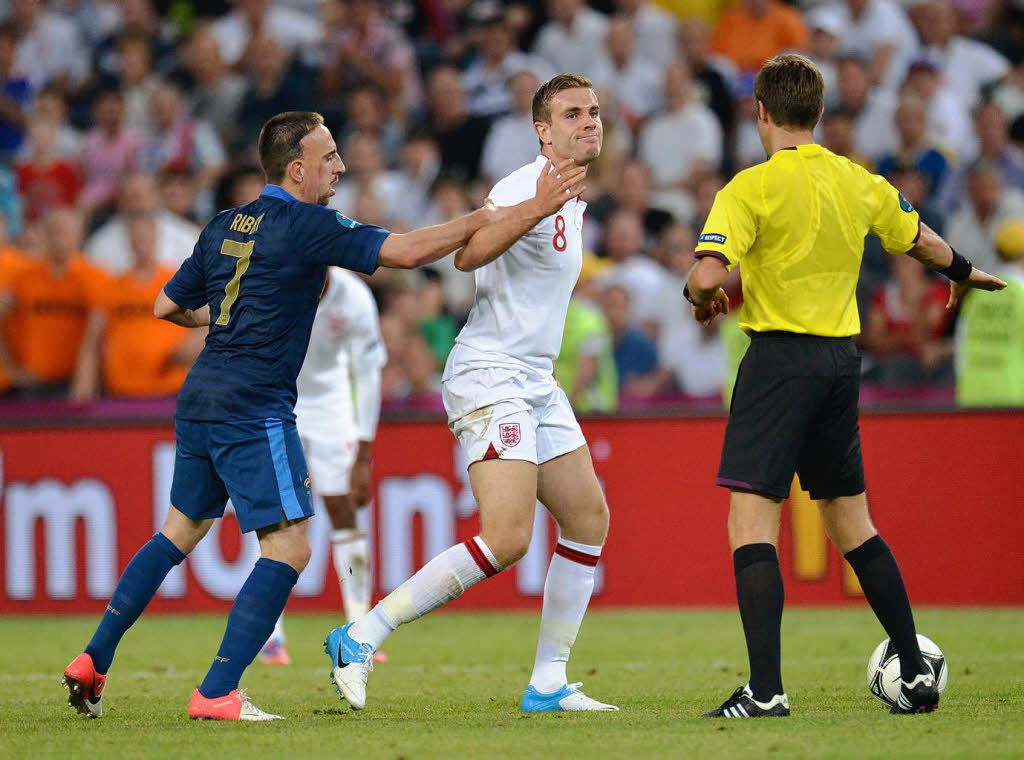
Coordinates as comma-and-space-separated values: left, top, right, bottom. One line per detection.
300, 434, 358, 496
442, 367, 586, 466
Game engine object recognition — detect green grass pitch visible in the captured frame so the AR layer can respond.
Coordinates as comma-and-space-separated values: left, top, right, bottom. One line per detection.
3, 608, 1023, 759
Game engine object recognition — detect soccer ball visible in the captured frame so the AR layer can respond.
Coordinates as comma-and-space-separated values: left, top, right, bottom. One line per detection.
867, 634, 948, 707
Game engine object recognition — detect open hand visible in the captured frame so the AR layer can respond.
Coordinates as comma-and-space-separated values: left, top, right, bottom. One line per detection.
533, 158, 586, 217
947, 267, 1007, 309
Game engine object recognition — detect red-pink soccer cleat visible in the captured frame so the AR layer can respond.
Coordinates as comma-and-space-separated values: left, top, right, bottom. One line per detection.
188, 689, 284, 721
258, 638, 292, 665
62, 653, 106, 719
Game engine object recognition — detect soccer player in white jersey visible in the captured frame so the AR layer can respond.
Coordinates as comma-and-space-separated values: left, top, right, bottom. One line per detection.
260, 266, 388, 665
324, 74, 616, 713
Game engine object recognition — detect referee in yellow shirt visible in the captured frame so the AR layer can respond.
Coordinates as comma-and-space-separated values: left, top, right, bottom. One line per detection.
686, 54, 1006, 719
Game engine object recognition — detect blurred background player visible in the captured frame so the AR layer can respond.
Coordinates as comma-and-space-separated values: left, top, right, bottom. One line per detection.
686, 54, 1006, 719
324, 74, 616, 714
60, 110, 511, 722
260, 265, 387, 665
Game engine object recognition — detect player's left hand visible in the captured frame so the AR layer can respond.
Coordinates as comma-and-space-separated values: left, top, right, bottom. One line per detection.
692, 288, 730, 326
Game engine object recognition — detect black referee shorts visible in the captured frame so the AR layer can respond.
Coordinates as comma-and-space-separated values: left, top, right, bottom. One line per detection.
717, 331, 866, 501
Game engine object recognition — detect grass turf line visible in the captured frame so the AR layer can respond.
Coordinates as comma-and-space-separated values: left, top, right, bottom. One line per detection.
2, 608, 1023, 759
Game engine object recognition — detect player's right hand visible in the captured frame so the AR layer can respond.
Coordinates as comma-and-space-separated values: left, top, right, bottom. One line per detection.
534, 158, 587, 216
947, 267, 1007, 309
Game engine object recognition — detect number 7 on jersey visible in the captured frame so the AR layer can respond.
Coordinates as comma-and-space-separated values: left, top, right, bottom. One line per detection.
216, 239, 255, 325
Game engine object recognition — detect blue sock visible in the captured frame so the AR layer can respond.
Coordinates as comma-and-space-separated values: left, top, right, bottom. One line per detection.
85, 533, 186, 674
198, 558, 299, 699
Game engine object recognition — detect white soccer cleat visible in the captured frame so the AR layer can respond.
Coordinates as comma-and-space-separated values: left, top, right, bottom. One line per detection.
520, 682, 619, 712
324, 622, 374, 710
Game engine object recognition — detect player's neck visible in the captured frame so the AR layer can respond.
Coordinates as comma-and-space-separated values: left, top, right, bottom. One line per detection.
766, 130, 815, 157
277, 180, 314, 203
540, 146, 573, 165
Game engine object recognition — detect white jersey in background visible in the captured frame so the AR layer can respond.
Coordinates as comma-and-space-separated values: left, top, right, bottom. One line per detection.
295, 267, 386, 495
442, 156, 588, 466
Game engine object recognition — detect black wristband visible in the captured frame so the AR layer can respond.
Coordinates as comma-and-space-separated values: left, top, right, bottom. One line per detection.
683, 284, 698, 306
938, 248, 973, 282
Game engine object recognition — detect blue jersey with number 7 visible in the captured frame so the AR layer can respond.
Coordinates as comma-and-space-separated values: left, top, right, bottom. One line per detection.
163, 184, 389, 421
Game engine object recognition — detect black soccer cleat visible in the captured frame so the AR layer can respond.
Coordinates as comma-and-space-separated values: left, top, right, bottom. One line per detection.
891, 663, 939, 714
703, 684, 791, 718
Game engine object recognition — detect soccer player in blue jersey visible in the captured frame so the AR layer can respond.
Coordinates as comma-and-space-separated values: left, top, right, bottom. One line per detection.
61, 111, 585, 721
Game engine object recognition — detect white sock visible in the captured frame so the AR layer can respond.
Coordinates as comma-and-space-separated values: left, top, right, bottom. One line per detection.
332, 529, 371, 621
529, 538, 602, 693
349, 536, 501, 651
270, 613, 286, 645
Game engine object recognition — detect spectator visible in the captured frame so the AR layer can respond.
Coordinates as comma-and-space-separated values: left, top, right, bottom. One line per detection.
690, 173, 726, 235
29, 86, 81, 161
900, 57, 972, 159
588, 160, 674, 238
678, 18, 736, 159
236, 36, 317, 153
732, 73, 767, 170
710, 0, 808, 74
79, 89, 143, 215
901, 0, 1009, 107
804, 6, 843, 106
139, 81, 226, 202
93, 0, 177, 81
7, 0, 88, 91
318, 0, 420, 110
532, 0, 609, 76
592, 15, 664, 129
860, 253, 954, 387
15, 119, 81, 221
116, 33, 162, 130
0, 21, 31, 162
614, 0, 679, 68
86, 171, 199, 274
876, 94, 951, 202
462, 6, 550, 118
946, 159, 1024, 273
390, 132, 441, 229
417, 174, 475, 317
956, 218, 1024, 406
481, 69, 543, 185
835, 54, 898, 159
936, 101, 1024, 213
556, 255, 618, 413
0, 213, 33, 396
423, 65, 492, 181
0, 208, 100, 395
158, 169, 200, 223
638, 61, 722, 191
602, 208, 664, 331
328, 132, 403, 225
654, 223, 725, 397
990, 47, 1024, 123
71, 212, 197, 400
339, 86, 405, 168
210, 0, 322, 70
822, 107, 875, 169
418, 268, 458, 365
825, 0, 917, 87
601, 283, 661, 398
215, 165, 265, 211
179, 23, 247, 146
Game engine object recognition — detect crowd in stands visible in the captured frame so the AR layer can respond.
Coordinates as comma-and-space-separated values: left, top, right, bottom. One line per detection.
0, 0, 1023, 411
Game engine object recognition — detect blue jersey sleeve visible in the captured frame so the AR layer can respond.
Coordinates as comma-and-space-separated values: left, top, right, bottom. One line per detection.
290, 204, 388, 274
163, 239, 207, 310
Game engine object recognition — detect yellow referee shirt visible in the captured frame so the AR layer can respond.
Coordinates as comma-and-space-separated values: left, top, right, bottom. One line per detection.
696, 143, 921, 337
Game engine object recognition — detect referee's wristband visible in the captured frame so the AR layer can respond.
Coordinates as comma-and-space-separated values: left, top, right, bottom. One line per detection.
684, 284, 701, 306
937, 248, 973, 282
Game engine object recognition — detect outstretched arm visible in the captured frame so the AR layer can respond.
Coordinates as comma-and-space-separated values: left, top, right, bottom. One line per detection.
377, 205, 497, 269
454, 158, 587, 272
905, 222, 1007, 308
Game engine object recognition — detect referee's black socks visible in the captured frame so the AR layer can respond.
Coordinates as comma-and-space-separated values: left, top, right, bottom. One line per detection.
733, 543, 785, 702
845, 535, 927, 682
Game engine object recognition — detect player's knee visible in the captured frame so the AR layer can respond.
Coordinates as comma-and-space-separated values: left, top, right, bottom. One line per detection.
485, 527, 533, 568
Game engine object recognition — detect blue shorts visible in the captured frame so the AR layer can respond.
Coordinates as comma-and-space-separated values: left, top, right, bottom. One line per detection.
170, 418, 314, 533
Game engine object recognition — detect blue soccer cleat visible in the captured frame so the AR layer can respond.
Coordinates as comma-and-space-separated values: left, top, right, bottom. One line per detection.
520, 682, 619, 712
324, 622, 375, 710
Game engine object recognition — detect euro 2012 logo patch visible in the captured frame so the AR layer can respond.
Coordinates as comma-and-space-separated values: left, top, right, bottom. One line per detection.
699, 233, 727, 245
898, 192, 915, 213
335, 212, 361, 229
